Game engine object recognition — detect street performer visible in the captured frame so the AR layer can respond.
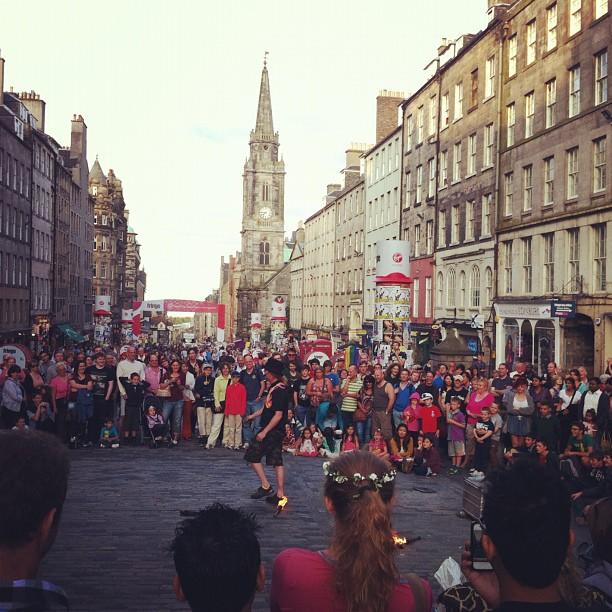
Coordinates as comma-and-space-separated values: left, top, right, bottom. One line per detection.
244, 357, 288, 510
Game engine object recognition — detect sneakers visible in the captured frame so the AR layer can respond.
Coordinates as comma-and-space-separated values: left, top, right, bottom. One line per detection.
243, 442, 249, 450
250, 485, 274, 500
171, 439, 178, 446
111, 443, 120, 449
266, 494, 285, 505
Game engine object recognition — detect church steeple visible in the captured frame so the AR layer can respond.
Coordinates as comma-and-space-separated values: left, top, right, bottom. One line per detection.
251, 54, 278, 148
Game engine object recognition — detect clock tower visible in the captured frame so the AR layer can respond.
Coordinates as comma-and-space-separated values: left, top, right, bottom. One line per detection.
236, 57, 286, 336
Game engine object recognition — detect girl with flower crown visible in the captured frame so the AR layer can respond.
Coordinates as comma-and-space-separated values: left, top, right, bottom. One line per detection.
270, 450, 432, 612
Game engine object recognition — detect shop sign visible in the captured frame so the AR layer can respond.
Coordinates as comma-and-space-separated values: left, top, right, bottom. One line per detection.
495, 302, 552, 319
470, 314, 485, 329
551, 301, 576, 318
0, 344, 32, 368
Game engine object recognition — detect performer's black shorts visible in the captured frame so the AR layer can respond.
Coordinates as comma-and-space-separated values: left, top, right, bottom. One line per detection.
244, 429, 283, 467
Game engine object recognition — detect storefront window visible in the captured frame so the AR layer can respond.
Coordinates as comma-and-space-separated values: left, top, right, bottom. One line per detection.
520, 320, 533, 364
502, 319, 519, 369
534, 320, 555, 376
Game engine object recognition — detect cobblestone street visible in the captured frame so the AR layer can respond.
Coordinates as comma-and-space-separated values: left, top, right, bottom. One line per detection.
42, 443, 471, 611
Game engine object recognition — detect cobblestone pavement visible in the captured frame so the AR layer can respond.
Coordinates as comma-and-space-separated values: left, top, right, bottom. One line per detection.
42, 442, 471, 611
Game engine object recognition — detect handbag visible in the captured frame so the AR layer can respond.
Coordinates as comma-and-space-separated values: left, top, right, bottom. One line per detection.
213, 400, 225, 414
156, 387, 171, 398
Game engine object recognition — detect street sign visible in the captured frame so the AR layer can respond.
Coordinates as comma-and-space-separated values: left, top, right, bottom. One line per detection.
551, 301, 576, 318
470, 314, 485, 329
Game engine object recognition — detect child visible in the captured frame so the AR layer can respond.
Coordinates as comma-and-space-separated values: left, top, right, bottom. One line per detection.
413, 435, 441, 476
320, 404, 339, 451
583, 408, 598, 440
471, 408, 494, 478
367, 428, 389, 460
389, 423, 414, 472
286, 408, 303, 436
119, 373, 151, 445
223, 371, 246, 450
340, 424, 360, 453
30, 401, 55, 434
12, 416, 30, 432
418, 393, 441, 439
295, 427, 319, 457
402, 392, 421, 447
488, 402, 504, 469
533, 401, 560, 452
145, 404, 169, 447
99, 418, 120, 448
194, 363, 215, 446
308, 423, 324, 450
282, 423, 296, 453
446, 396, 466, 474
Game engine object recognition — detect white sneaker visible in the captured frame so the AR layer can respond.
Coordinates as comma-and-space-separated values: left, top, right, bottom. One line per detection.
111, 443, 119, 449
243, 443, 249, 449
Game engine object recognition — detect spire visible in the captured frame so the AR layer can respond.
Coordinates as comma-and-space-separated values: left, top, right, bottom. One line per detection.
254, 52, 274, 137
89, 156, 106, 184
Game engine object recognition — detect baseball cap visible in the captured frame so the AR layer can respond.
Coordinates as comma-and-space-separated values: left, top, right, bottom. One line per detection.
453, 375, 464, 382
421, 392, 434, 401
202, 362, 213, 369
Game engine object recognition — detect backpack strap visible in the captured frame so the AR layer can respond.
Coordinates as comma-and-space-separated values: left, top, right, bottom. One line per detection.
404, 573, 428, 612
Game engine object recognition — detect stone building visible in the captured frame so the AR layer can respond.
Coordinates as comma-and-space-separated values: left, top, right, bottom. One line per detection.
289, 225, 304, 333
495, 0, 611, 373
0, 77, 33, 340
219, 254, 239, 342
89, 158, 128, 318
236, 60, 289, 337
53, 151, 71, 326
124, 216, 143, 306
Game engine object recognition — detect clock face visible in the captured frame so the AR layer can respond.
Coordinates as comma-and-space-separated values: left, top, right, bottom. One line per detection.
259, 207, 273, 220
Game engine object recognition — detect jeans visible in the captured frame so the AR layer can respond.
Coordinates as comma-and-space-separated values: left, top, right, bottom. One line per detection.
315, 402, 331, 429
295, 403, 310, 427
392, 410, 405, 429
243, 399, 262, 444
162, 400, 184, 438
356, 417, 372, 445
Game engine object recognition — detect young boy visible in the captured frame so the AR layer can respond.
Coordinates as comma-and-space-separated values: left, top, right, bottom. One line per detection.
223, 371, 247, 450
533, 400, 560, 452
418, 392, 441, 439
471, 407, 494, 478
488, 402, 504, 469
446, 396, 466, 474
119, 372, 151, 445
99, 418, 120, 448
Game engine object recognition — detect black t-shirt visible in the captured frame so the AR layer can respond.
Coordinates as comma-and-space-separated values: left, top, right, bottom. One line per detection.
418, 383, 440, 405
239, 368, 265, 401
297, 377, 311, 406
86, 365, 114, 399
492, 376, 513, 394
259, 382, 288, 433
446, 386, 469, 410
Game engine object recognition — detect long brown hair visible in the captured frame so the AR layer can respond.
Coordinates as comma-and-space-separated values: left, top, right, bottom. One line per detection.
324, 451, 398, 612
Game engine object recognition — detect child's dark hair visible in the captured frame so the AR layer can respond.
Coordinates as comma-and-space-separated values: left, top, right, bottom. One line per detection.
584, 408, 596, 420
130, 372, 140, 379
342, 425, 358, 443
392, 424, 410, 453
589, 450, 604, 461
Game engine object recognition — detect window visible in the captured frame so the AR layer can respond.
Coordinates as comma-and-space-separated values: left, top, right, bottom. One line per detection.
470, 69, 479, 108
595, 0, 608, 19
405, 172, 412, 207
526, 20, 537, 64
504, 172, 514, 216
484, 124, 494, 167
427, 158, 436, 198
507, 103, 516, 146
447, 268, 456, 307
451, 205, 460, 243
547, 3, 557, 50
567, 147, 579, 198
525, 92, 535, 138
471, 266, 481, 308
437, 272, 444, 307
485, 267, 493, 304
569, 65, 581, 116
453, 141, 462, 182
438, 210, 447, 246
485, 56, 495, 98
543, 233, 555, 292
466, 201, 475, 240
595, 49, 608, 105
482, 194, 492, 237
413, 278, 420, 318
594, 223, 607, 291
416, 106, 424, 144
426, 221, 433, 254
414, 224, 421, 257
459, 271, 466, 308
522, 237, 533, 293
545, 79, 556, 128
594, 137, 607, 192
504, 241, 513, 293
544, 156, 555, 205
523, 165, 533, 212
441, 93, 449, 127
568, 228, 580, 291
454, 82, 463, 119
440, 150, 448, 188
406, 115, 414, 150
415, 165, 423, 204
429, 94, 437, 137
508, 35, 517, 77
468, 133, 477, 175
425, 277, 432, 318
259, 240, 270, 265
569, 0, 581, 35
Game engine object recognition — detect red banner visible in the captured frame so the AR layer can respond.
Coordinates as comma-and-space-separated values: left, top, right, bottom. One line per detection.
163, 299, 218, 313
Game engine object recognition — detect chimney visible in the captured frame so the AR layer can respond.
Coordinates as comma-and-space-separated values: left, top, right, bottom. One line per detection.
343, 143, 369, 189
70, 114, 87, 158
326, 183, 341, 195
0, 51, 5, 107
376, 90, 404, 143
487, 0, 513, 22
18, 90, 46, 132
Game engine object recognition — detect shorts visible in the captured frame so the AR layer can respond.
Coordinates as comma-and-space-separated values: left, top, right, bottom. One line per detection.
244, 429, 283, 467
448, 440, 465, 457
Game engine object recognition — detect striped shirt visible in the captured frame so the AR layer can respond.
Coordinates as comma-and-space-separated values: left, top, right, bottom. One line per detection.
341, 378, 363, 412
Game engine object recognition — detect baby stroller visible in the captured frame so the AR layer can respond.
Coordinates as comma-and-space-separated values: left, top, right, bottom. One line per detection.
141, 396, 171, 448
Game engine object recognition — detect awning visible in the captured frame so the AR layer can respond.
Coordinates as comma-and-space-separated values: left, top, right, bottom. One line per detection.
57, 324, 85, 343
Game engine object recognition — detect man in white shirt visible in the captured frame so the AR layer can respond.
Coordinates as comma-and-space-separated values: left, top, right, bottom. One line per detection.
578, 377, 608, 428
116, 346, 146, 421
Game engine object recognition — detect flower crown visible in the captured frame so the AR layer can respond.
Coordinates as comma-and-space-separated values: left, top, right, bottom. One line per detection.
322, 461, 396, 490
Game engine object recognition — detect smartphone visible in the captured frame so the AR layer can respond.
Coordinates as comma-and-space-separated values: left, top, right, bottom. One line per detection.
470, 521, 493, 571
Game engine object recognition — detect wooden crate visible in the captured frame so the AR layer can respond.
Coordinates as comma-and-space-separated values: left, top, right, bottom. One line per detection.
462, 478, 485, 519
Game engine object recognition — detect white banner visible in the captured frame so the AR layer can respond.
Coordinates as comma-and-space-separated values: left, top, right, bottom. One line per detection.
375, 240, 411, 284
94, 295, 111, 316
271, 296, 287, 320
121, 309, 134, 323
251, 313, 262, 327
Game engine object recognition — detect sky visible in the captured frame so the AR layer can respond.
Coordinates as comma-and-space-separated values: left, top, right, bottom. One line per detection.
1, 0, 486, 303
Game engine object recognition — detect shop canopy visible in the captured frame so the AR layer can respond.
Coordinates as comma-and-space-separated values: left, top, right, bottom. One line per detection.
57, 324, 85, 343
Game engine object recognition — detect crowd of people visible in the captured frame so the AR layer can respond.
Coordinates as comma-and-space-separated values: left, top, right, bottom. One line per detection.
1, 338, 612, 610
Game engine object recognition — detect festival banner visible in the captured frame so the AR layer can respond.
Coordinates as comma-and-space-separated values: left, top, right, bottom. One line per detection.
94, 295, 111, 316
